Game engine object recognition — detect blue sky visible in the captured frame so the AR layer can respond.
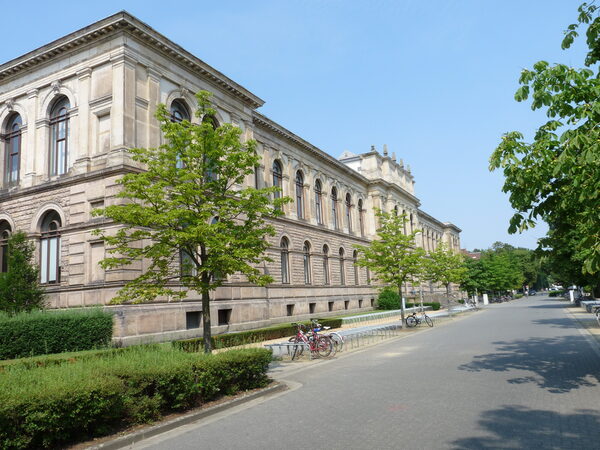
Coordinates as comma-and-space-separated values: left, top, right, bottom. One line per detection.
0, 1, 588, 250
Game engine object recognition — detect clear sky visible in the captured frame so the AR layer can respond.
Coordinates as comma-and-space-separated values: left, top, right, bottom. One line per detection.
0, 0, 588, 250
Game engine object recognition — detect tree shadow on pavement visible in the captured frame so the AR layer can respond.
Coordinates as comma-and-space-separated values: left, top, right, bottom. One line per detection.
451, 405, 600, 449
458, 336, 600, 393
531, 318, 581, 329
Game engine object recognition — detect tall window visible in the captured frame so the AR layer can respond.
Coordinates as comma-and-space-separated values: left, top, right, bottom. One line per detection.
40, 211, 61, 284
402, 209, 407, 234
4, 114, 22, 185
273, 160, 283, 202
280, 237, 290, 284
296, 171, 304, 219
410, 213, 414, 233
358, 199, 365, 237
331, 187, 338, 229
315, 179, 323, 225
303, 241, 311, 284
339, 247, 345, 285
353, 250, 359, 285
322, 244, 330, 285
180, 249, 196, 279
49, 97, 70, 176
393, 205, 398, 216
345, 193, 352, 232
0, 221, 11, 273
170, 100, 190, 168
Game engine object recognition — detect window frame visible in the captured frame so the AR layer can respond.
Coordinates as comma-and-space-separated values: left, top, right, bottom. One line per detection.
315, 179, 323, 225
331, 187, 338, 229
40, 211, 61, 284
49, 98, 70, 177
295, 171, 304, 219
303, 241, 311, 285
280, 237, 290, 284
4, 114, 22, 186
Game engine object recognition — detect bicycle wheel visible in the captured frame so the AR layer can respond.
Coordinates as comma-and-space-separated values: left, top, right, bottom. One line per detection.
406, 316, 417, 327
316, 336, 333, 358
329, 332, 345, 352
424, 315, 433, 327
289, 336, 304, 360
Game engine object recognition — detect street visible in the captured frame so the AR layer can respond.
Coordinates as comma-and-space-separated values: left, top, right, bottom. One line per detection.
131, 296, 600, 449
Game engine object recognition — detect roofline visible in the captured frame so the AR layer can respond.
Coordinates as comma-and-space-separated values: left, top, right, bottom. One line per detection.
0, 11, 265, 109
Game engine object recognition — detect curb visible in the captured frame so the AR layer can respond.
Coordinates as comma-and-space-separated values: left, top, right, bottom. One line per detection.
86, 382, 287, 449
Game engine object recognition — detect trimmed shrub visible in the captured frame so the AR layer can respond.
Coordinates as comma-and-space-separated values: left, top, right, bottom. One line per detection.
173, 318, 344, 352
0, 308, 113, 360
0, 347, 272, 449
377, 287, 400, 310
549, 290, 565, 297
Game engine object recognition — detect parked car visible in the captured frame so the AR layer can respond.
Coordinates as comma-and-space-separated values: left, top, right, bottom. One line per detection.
529, 290, 537, 296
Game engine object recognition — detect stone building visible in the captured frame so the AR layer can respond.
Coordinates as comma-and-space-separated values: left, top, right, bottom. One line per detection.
0, 12, 461, 344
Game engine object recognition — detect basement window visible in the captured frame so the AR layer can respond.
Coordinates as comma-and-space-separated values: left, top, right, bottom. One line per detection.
218, 309, 232, 326
186, 311, 201, 329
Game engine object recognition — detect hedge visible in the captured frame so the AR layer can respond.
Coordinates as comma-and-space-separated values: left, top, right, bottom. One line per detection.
0, 346, 272, 449
173, 318, 344, 352
549, 290, 565, 297
0, 308, 113, 360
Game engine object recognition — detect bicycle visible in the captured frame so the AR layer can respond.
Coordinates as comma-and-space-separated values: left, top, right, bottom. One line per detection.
288, 323, 334, 360
405, 311, 433, 328
310, 319, 344, 353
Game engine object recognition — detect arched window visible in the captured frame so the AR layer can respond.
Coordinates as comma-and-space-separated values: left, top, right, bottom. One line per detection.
170, 100, 191, 169
0, 221, 11, 273
4, 114, 22, 185
49, 97, 70, 176
393, 205, 398, 216
331, 187, 338, 229
303, 241, 311, 285
322, 244, 330, 285
296, 171, 304, 219
339, 247, 345, 285
402, 209, 407, 234
410, 213, 414, 233
345, 193, 352, 232
358, 199, 365, 237
280, 237, 290, 284
352, 250, 359, 285
40, 211, 61, 284
170, 99, 190, 123
315, 179, 323, 225
273, 160, 283, 201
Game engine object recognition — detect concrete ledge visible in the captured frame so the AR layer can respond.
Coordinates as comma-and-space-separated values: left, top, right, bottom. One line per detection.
86, 382, 287, 449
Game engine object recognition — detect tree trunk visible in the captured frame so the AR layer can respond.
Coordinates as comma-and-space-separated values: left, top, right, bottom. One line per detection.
201, 279, 212, 354
446, 283, 452, 316
399, 284, 405, 327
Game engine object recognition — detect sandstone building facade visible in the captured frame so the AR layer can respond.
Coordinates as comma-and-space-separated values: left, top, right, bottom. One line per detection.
0, 12, 461, 344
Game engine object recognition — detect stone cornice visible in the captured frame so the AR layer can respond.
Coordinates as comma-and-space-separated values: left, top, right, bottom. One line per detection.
253, 111, 368, 184
0, 11, 264, 109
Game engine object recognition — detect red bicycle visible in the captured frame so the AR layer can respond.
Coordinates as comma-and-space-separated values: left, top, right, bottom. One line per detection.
289, 323, 334, 360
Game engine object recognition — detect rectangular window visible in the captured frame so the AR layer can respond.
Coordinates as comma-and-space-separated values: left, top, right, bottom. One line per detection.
286, 304, 295, 316
186, 311, 201, 329
41, 236, 60, 284
328, 301, 334, 312
344, 300, 349, 310
218, 309, 232, 326
359, 299, 363, 308
309, 302, 316, 314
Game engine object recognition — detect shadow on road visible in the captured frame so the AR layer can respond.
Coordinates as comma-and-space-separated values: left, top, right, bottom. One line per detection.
458, 336, 600, 393
531, 318, 580, 329
451, 405, 600, 449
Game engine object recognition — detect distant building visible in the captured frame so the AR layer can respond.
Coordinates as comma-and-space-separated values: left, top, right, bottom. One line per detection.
462, 250, 481, 260
0, 12, 461, 344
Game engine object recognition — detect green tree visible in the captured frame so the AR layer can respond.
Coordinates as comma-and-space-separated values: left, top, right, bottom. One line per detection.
355, 211, 425, 325
0, 231, 46, 314
460, 257, 488, 297
490, 3, 600, 286
95, 91, 288, 353
423, 242, 466, 312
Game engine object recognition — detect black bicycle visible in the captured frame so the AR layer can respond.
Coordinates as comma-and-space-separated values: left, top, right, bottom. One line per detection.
405, 312, 433, 327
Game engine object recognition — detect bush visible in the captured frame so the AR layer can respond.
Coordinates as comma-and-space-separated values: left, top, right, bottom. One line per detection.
173, 318, 344, 352
0, 308, 113, 360
377, 288, 400, 310
549, 290, 565, 297
0, 347, 272, 449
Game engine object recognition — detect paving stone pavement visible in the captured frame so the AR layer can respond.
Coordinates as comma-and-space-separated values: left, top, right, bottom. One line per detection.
129, 296, 600, 450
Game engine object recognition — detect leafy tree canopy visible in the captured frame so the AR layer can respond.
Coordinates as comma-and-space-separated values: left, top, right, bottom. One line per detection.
355, 211, 425, 324
94, 91, 289, 352
490, 3, 600, 281
0, 231, 45, 315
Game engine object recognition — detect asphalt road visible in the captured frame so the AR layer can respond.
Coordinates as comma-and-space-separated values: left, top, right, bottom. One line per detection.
130, 296, 600, 449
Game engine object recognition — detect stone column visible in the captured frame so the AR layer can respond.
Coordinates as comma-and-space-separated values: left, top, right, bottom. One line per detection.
72, 68, 92, 174
22, 90, 39, 187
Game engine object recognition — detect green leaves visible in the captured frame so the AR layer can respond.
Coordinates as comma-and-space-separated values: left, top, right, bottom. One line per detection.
490, 3, 600, 284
